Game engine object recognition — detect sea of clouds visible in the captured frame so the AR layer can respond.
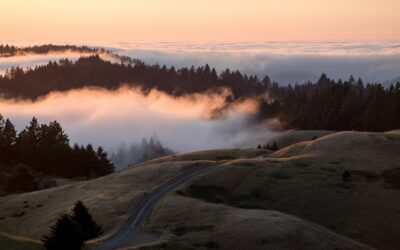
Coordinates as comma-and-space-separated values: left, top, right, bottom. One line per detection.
110, 41, 400, 84
1, 41, 399, 84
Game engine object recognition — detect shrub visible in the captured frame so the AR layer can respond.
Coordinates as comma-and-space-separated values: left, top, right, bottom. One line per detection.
5, 164, 37, 193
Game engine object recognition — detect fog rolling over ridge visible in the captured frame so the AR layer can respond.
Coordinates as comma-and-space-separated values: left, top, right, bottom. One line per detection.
0, 48, 130, 75
0, 87, 278, 162
114, 41, 400, 84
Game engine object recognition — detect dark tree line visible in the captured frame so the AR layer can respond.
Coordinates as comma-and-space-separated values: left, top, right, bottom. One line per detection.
0, 55, 265, 99
0, 115, 114, 194
0, 53, 399, 132
257, 141, 279, 151
0, 44, 101, 57
258, 74, 400, 131
0, 44, 139, 65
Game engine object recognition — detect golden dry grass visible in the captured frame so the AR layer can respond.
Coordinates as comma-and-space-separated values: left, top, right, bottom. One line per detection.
165, 131, 400, 249
0, 232, 42, 250
2, 132, 400, 249
268, 130, 335, 148
0, 160, 217, 246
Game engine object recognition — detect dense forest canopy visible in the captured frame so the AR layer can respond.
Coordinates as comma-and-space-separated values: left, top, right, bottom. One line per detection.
259, 74, 400, 132
0, 115, 114, 195
0, 52, 399, 132
0, 54, 263, 99
0, 44, 139, 65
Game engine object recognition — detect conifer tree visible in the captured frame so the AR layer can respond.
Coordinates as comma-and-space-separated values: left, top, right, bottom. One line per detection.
71, 200, 103, 240
42, 214, 84, 250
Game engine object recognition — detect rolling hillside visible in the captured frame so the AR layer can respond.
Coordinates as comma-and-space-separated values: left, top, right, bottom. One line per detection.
1, 131, 400, 249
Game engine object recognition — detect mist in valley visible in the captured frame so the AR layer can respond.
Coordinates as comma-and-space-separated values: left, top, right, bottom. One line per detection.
0, 87, 279, 168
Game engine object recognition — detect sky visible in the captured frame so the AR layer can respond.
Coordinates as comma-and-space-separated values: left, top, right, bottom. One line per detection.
1, 0, 399, 43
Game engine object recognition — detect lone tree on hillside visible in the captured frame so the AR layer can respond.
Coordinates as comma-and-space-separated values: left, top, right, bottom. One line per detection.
71, 200, 103, 240
42, 214, 84, 250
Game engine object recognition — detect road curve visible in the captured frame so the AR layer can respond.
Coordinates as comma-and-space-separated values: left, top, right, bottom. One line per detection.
93, 164, 219, 250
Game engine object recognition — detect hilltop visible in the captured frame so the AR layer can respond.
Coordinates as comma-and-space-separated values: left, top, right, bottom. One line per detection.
1, 131, 400, 249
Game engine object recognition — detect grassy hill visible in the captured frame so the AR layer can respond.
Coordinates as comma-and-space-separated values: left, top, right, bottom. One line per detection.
153, 131, 400, 249
1, 131, 400, 249
0, 232, 42, 250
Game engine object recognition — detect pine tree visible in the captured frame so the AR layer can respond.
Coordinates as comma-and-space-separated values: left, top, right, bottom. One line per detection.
42, 214, 84, 250
71, 201, 103, 240
0, 116, 17, 162
96, 146, 115, 175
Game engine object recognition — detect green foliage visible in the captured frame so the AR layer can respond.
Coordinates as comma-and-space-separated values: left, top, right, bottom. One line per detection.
42, 214, 84, 250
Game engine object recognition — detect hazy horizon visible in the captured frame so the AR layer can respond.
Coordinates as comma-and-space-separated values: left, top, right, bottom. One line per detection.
2, 1, 400, 43
2, 41, 400, 84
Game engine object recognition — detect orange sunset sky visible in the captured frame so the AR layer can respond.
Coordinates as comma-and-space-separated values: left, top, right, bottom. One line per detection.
1, 0, 399, 43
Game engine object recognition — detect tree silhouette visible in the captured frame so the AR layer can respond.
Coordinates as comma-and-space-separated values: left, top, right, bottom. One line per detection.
0, 116, 17, 163
0, 114, 115, 194
42, 214, 84, 250
71, 201, 103, 240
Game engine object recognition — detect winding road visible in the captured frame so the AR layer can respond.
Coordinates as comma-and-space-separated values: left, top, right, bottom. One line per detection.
93, 164, 219, 250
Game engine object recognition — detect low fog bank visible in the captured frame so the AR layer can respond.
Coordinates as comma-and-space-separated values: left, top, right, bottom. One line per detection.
3, 42, 399, 85
114, 41, 400, 84
0, 87, 279, 162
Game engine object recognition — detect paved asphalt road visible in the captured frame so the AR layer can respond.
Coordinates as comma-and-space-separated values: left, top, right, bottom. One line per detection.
93, 164, 219, 250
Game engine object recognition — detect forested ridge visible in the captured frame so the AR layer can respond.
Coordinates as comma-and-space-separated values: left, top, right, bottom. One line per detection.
0, 54, 263, 99
260, 74, 400, 132
0, 53, 399, 132
0, 44, 100, 57
0, 115, 114, 195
